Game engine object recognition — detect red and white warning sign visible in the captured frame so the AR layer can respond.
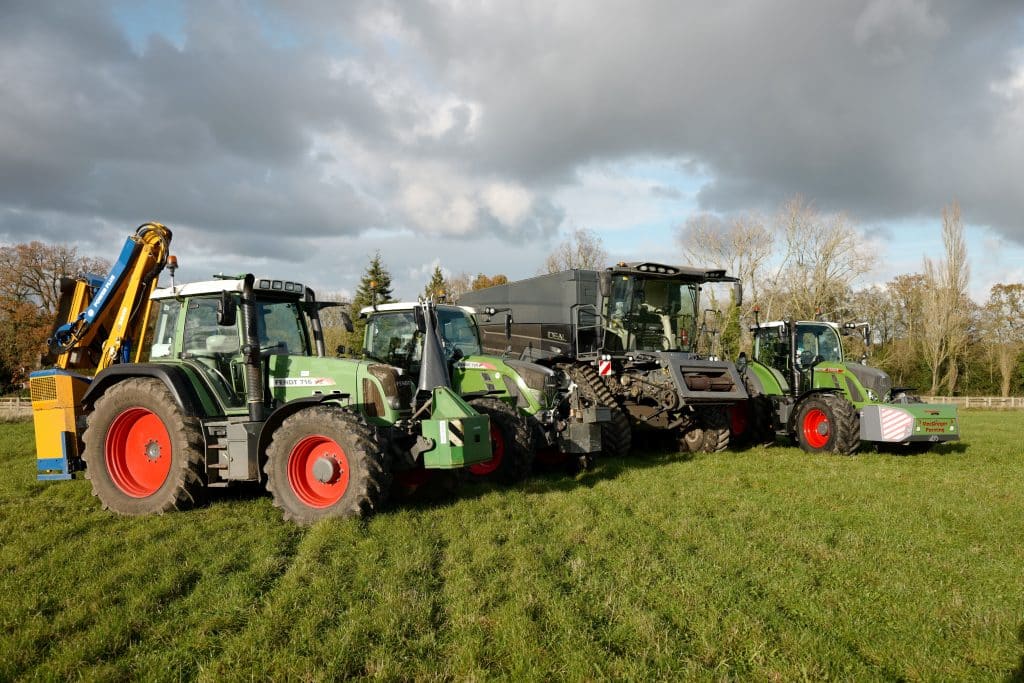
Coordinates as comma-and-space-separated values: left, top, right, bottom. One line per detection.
598, 359, 613, 376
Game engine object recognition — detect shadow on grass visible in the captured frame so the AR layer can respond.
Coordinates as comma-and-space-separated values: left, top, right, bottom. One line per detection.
192, 423, 706, 517
397, 443, 699, 515
1008, 623, 1024, 682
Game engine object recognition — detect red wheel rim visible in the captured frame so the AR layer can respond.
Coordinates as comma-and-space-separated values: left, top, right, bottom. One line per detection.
729, 403, 749, 436
802, 408, 830, 449
469, 423, 505, 476
287, 435, 351, 508
105, 407, 173, 497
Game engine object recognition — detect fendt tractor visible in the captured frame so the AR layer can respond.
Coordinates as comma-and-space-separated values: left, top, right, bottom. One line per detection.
30, 223, 492, 524
360, 301, 608, 479
459, 262, 750, 454
733, 316, 960, 453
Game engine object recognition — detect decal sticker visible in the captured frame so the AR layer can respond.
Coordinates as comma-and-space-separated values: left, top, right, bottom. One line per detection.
879, 407, 914, 441
272, 377, 337, 387
455, 361, 497, 370
599, 360, 613, 376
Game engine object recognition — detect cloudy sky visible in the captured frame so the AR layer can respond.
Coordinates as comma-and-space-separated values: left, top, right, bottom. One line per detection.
2, 1, 1023, 301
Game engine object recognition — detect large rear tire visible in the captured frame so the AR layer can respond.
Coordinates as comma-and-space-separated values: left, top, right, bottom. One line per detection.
465, 398, 535, 484
82, 378, 205, 515
794, 393, 860, 455
565, 364, 632, 458
265, 407, 390, 524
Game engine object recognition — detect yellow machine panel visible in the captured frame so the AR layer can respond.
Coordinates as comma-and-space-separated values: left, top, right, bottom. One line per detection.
31, 371, 91, 480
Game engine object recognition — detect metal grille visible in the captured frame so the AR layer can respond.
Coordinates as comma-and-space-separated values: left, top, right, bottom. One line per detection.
30, 376, 58, 403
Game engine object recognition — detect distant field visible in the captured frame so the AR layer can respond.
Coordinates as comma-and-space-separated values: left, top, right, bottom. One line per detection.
2, 411, 1023, 680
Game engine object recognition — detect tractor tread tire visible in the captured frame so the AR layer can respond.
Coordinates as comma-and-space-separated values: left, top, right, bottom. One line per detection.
795, 392, 860, 455
699, 407, 731, 453
264, 407, 390, 525
466, 397, 535, 484
564, 363, 632, 458
82, 377, 205, 516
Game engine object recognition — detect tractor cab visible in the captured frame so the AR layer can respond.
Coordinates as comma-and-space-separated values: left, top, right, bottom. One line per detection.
752, 320, 845, 395
600, 262, 741, 356
361, 303, 482, 375
149, 277, 315, 413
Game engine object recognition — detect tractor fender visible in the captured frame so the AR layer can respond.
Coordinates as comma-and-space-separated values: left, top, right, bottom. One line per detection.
256, 394, 352, 459
81, 363, 208, 417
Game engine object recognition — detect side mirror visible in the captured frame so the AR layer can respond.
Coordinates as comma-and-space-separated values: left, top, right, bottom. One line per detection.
505, 313, 513, 341
339, 311, 354, 333
217, 291, 236, 327
733, 281, 743, 307
413, 306, 426, 333
598, 271, 611, 298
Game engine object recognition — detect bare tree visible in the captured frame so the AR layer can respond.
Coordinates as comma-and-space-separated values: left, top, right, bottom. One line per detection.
679, 211, 774, 351
444, 272, 473, 301
543, 228, 608, 273
683, 197, 872, 321
0, 241, 109, 314
679, 211, 774, 303
762, 197, 873, 321
920, 202, 970, 395
981, 283, 1024, 396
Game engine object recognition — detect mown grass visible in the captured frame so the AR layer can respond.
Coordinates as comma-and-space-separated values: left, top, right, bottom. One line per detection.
2, 411, 1023, 680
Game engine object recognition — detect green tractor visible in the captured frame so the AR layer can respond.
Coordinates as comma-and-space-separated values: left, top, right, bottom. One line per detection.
41, 272, 493, 524
733, 317, 960, 454
360, 301, 609, 482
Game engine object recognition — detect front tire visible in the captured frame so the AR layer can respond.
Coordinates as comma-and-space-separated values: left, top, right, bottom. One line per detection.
794, 393, 860, 455
265, 407, 390, 524
82, 378, 205, 515
465, 398, 535, 484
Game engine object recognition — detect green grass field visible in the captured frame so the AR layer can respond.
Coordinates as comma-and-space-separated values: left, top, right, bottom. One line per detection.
2, 412, 1023, 681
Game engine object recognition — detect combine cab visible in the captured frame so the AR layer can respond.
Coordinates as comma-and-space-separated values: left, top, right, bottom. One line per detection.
736, 318, 960, 454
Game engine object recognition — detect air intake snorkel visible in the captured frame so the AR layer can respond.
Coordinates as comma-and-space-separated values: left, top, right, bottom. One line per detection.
240, 274, 265, 422
415, 300, 451, 411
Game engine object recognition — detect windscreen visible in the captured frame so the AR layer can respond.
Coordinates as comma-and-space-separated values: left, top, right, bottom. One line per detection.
794, 323, 843, 366
363, 308, 481, 371
605, 276, 700, 352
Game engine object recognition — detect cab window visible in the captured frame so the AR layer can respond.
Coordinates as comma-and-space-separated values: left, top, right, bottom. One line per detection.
149, 300, 181, 359
257, 300, 307, 354
183, 299, 239, 355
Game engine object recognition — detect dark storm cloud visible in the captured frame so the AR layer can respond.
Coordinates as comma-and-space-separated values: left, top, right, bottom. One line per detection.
0, 1, 391, 240
3, 0, 1024, 256
362, 0, 1024, 240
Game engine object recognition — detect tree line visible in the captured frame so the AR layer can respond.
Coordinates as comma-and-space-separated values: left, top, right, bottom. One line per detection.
2, 207, 1019, 396
680, 198, 1023, 397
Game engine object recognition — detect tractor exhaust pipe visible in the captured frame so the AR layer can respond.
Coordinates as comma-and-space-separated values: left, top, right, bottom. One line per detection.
240, 274, 266, 422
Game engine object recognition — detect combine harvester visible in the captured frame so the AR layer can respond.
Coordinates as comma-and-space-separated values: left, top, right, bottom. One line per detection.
30, 223, 493, 523
460, 262, 750, 454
